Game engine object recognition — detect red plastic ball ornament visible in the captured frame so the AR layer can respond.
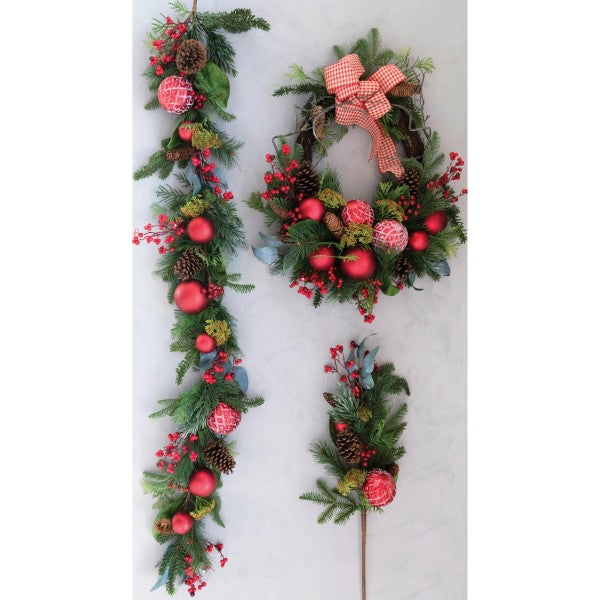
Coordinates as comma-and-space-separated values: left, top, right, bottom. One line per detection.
174, 281, 209, 314
189, 469, 217, 497
195, 333, 217, 353
334, 422, 349, 432
408, 231, 429, 252
187, 217, 216, 244
424, 210, 448, 234
178, 121, 193, 142
157, 76, 195, 114
308, 246, 336, 271
340, 248, 377, 281
342, 200, 374, 225
171, 512, 194, 535
362, 469, 397, 507
299, 197, 325, 221
206, 402, 242, 435
373, 220, 409, 250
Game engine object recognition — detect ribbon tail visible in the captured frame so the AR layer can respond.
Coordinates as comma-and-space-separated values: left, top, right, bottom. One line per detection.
375, 123, 405, 178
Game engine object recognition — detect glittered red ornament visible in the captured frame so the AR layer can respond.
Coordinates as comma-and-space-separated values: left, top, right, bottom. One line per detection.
334, 422, 349, 432
308, 246, 336, 271
424, 210, 448, 234
362, 469, 397, 507
157, 76, 195, 114
195, 333, 216, 353
408, 231, 429, 251
178, 121, 193, 142
342, 200, 374, 225
171, 512, 194, 534
206, 402, 242, 435
340, 248, 377, 281
373, 220, 409, 250
298, 197, 325, 221
189, 468, 217, 497
187, 217, 216, 244
174, 281, 209, 314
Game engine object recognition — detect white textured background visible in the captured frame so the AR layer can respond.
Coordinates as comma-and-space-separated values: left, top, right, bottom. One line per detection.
133, 1, 466, 599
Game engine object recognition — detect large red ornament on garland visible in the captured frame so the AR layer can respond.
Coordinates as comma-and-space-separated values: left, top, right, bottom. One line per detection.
408, 230, 429, 252
299, 197, 325, 221
424, 210, 448, 234
373, 220, 409, 250
189, 468, 217, 497
342, 200, 374, 225
195, 333, 217, 353
308, 246, 336, 271
171, 512, 194, 535
362, 469, 397, 507
206, 402, 242, 435
157, 76, 195, 114
174, 281, 209, 314
187, 216, 216, 244
340, 248, 377, 281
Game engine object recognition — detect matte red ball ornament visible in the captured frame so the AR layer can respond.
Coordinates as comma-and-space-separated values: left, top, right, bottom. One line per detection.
206, 402, 242, 435
178, 121, 193, 142
187, 217, 216, 244
408, 231, 430, 252
171, 512, 194, 535
189, 469, 217, 497
373, 220, 409, 250
340, 248, 377, 281
342, 200, 374, 225
157, 76, 195, 114
362, 469, 397, 507
424, 210, 448, 235
174, 281, 209, 314
308, 246, 336, 271
334, 422, 349, 432
195, 333, 216, 353
299, 197, 325, 221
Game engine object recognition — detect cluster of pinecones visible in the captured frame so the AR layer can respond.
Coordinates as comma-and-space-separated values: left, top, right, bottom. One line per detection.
204, 440, 236, 475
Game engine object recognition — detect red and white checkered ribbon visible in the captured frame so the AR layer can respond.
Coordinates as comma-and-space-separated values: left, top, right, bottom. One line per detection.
324, 54, 406, 178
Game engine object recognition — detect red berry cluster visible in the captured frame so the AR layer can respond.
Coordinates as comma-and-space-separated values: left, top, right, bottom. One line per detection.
202, 352, 240, 385
155, 431, 200, 478
184, 555, 206, 596
355, 280, 382, 323
324, 344, 363, 398
149, 16, 188, 77
192, 149, 234, 202
425, 152, 468, 203
360, 446, 377, 468
132, 214, 185, 254
289, 267, 344, 301
399, 194, 422, 219
192, 91, 207, 111
206, 542, 228, 567
259, 151, 299, 206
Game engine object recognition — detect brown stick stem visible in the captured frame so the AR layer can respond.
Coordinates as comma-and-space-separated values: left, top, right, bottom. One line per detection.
191, 0, 198, 19
361, 510, 367, 600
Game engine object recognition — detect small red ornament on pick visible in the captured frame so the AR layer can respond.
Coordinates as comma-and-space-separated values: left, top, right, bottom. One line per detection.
298, 197, 325, 221
408, 230, 429, 251
340, 248, 377, 281
334, 422, 349, 432
188, 217, 216, 244
174, 281, 209, 314
195, 333, 216, 353
171, 512, 194, 534
424, 210, 448, 235
178, 121, 193, 142
308, 246, 336, 271
189, 469, 217, 497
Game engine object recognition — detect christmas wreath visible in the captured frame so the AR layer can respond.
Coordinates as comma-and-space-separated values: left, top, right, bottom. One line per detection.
301, 336, 410, 599
248, 30, 467, 322
133, 2, 269, 596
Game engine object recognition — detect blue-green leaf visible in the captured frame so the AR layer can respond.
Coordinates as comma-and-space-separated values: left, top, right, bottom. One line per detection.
259, 232, 284, 247
252, 245, 278, 265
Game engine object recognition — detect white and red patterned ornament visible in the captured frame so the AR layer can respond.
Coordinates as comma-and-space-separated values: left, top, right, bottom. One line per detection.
373, 220, 409, 250
362, 469, 396, 507
206, 402, 242, 435
157, 76, 195, 114
342, 200, 374, 226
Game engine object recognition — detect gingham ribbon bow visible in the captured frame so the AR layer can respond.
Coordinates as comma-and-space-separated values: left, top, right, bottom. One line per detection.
324, 54, 406, 178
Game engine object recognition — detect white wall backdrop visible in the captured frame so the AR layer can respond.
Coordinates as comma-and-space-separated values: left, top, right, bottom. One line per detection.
133, 1, 467, 598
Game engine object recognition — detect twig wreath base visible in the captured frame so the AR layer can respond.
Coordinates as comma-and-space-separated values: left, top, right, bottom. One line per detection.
249, 30, 467, 322
133, 2, 269, 596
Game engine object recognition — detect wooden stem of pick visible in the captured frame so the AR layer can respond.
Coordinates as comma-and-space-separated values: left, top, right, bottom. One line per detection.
191, 0, 198, 20
361, 510, 367, 600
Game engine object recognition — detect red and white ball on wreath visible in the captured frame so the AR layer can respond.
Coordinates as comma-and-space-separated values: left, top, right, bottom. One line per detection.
373, 220, 409, 251
340, 247, 377, 281
207, 402, 242, 435
308, 246, 336, 271
174, 281, 209, 314
189, 468, 217, 497
342, 200, 374, 225
171, 511, 194, 535
187, 216, 216, 244
362, 468, 397, 507
157, 75, 195, 114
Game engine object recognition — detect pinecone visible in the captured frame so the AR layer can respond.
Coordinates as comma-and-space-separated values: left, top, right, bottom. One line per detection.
386, 463, 399, 478
395, 254, 412, 283
389, 81, 422, 97
154, 518, 173, 535
323, 392, 336, 407
323, 211, 346, 240
311, 105, 326, 140
335, 430, 363, 464
204, 440, 236, 475
176, 39, 207, 75
174, 250, 205, 281
295, 161, 320, 197
165, 146, 195, 162
400, 168, 422, 198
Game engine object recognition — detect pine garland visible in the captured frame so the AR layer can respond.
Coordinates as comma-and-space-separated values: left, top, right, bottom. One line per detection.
134, 3, 269, 596
248, 32, 467, 323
